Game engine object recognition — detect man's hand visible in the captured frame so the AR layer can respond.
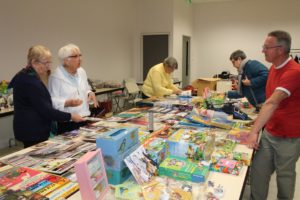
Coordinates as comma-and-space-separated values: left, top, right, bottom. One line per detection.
65, 99, 83, 107
242, 76, 251, 86
245, 133, 259, 150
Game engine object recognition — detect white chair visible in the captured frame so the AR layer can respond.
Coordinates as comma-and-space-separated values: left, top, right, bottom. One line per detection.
123, 78, 143, 109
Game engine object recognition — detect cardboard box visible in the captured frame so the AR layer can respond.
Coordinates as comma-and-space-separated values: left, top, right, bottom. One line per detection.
101, 143, 140, 171
191, 78, 220, 96
158, 156, 209, 183
105, 167, 132, 185
216, 80, 232, 93
166, 129, 207, 162
96, 127, 139, 156
143, 137, 166, 165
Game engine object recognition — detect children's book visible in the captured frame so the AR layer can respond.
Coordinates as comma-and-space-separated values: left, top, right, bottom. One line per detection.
124, 146, 158, 185
0, 166, 45, 189
210, 158, 243, 175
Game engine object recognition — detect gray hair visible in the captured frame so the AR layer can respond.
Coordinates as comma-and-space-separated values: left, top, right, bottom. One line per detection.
58, 43, 80, 63
163, 56, 178, 69
27, 45, 51, 66
230, 50, 247, 61
268, 30, 291, 54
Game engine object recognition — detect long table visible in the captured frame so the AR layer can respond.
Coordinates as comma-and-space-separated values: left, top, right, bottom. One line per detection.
0, 98, 254, 200
0, 88, 124, 118
0, 142, 252, 200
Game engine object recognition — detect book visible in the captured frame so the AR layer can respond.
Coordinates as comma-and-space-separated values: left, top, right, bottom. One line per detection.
0, 166, 44, 189
0, 187, 49, 200
210, 158, 243, 175
45, 182, 79, 200
32, 158, 77, 174
124, 146, 157, 185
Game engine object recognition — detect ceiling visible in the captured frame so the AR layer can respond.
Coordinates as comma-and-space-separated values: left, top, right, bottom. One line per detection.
192, 0, 238, 3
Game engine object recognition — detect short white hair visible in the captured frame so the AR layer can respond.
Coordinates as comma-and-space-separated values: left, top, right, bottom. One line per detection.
58, 43, 80, 63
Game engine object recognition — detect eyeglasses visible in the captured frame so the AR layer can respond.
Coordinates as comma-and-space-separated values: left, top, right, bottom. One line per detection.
262, 45, 282, 51
38, 61, 52, 66
68, 54, 82, 58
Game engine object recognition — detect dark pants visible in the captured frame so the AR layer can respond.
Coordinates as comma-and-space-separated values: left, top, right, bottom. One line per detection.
57, 121, 88, 134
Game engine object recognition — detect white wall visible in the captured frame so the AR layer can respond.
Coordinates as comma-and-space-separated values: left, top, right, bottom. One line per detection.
192, 0, 300, 80
0, 0, 136, 82
173, 0, 194, 82
133, 0, 173, 82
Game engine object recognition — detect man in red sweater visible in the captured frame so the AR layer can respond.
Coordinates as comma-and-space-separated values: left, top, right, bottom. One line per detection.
247, 30, 300, 200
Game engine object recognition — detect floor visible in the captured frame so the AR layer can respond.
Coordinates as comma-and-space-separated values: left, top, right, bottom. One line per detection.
0, 144, 299, 200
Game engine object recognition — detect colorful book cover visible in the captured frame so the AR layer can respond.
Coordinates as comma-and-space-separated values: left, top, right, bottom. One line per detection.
31, 175, 70, 195
0, 187, 49, 200
0, 166, 43, 189
45, 182, 79, 200
227, 129, 250, 144
210, 158, 243, 175
124, 146, 158, 185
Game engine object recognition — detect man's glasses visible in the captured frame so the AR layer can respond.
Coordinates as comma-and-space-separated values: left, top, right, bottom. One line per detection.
68, 54, 82, 58
262, 45, 282, 51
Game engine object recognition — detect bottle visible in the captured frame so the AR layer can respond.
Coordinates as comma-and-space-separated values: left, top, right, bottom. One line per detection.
148, 111, 154, 132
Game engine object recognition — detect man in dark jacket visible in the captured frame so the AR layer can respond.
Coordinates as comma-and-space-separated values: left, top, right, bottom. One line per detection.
9, 45, 84, 148
227, 50, 269, 110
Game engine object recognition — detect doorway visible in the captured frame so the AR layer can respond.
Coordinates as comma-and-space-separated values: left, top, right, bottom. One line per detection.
182, 36, 191, 88
142, 34, 169, 80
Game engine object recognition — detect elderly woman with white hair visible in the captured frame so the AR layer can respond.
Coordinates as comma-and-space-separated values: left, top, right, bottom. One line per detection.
48, 43, 98, 134
9, 45, 84, 148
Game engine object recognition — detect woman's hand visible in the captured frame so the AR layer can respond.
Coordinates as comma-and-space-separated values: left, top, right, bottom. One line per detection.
71, 113, 85, 122
88, 92, 99, 108
65, 99, 83, 107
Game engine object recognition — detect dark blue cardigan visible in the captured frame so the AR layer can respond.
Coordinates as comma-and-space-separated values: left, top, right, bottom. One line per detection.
9, 67, 71, 142
228, 60, 269, 107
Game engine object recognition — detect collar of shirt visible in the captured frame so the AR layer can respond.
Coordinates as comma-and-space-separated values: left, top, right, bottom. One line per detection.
60, 65, 79, 85
275, 57, 291, 69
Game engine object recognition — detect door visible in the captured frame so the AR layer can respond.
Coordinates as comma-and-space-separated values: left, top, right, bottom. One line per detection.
142, 34, 169, 80
182, 36, 191, 88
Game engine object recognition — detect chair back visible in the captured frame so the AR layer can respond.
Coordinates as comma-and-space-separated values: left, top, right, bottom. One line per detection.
124, 78, 140, 95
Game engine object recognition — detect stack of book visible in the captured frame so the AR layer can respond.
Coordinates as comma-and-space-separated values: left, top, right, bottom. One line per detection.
0, 162, 78, 200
